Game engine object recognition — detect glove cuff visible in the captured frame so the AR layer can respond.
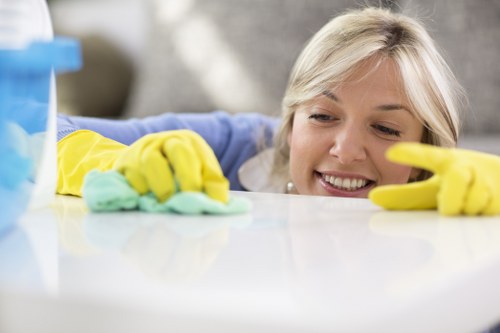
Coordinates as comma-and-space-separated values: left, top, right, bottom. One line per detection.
57, 130, 126, 196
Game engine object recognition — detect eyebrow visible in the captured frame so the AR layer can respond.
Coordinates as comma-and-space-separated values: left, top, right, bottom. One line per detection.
322, 90, 339, 102
376, 104, 410, 112
322, 90, 410, 113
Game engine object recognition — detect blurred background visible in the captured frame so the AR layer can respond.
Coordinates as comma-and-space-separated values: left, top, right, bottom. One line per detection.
47, 0, 500, 150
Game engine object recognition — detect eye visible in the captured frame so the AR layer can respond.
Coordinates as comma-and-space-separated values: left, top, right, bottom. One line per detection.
373, 124, 401, 137
308, 113, 337, 122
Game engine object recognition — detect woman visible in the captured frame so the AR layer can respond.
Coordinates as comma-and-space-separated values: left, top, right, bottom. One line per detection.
57, 7, 500, 215
272, 7, 461, 195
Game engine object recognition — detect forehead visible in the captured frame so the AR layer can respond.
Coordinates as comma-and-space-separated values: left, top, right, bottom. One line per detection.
330, 57, 406, 101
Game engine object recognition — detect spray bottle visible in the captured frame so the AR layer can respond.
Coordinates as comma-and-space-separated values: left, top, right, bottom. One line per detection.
0, 0, 81, 234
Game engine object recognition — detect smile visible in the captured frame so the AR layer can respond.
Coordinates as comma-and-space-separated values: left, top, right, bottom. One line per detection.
321, 174, 372, 191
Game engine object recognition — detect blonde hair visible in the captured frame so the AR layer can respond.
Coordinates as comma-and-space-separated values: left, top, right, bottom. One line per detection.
272, 7, 465, 183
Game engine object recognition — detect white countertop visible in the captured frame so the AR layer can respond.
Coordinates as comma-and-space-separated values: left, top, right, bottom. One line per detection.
2, 191, 500, 333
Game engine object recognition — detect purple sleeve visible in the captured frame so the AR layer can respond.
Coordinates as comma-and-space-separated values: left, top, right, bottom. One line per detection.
57, 111, 280, 190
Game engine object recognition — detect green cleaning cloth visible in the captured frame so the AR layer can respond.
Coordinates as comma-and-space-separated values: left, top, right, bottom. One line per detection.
82, 170, 251, 215
82, 170, 140, 212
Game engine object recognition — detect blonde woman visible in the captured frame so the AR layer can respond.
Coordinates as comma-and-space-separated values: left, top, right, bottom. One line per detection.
57, 7, 500, 215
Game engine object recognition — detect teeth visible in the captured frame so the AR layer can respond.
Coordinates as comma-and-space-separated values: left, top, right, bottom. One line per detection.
334, 177, 342, 187
323, 174, 368, 191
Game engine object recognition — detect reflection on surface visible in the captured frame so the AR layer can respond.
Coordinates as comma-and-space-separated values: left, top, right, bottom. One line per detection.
283, 194, 500, 314
370, 211, 500, 297
7, 192, 500, 333
284, 196, 432, 313
54, 195, 252, 283
52, 195, 99, 256
85, 213, 251, 283
0, 226, 42, 290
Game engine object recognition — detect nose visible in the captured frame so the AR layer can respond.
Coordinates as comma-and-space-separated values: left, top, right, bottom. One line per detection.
329, 124, 367, 164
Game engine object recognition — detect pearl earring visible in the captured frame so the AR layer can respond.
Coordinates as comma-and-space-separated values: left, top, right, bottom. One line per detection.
286, 181, 295, 194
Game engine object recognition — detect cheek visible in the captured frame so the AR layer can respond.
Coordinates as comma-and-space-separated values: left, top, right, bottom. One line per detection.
385, 164, 413, 184
375, 146, 413, 185
288, 129, 309, 171
287, 123, 321, 190
288, 121, 325, 166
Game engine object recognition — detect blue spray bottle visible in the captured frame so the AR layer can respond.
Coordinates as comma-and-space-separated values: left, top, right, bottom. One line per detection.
0, 0, 81, 234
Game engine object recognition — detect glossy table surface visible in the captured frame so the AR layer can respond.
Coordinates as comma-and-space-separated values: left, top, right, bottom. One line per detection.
2, 192, 500, 333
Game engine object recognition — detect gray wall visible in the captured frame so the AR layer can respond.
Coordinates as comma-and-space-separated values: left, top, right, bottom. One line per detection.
399, 0, 500, 134
125, 0, 365, 118
53, 0, 500, 135
125, 0, 500, 134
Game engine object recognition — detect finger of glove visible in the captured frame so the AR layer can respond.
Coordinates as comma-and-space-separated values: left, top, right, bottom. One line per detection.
479, 155, 500, 215
204, 177, 230, 203
189, 134, 229, 203
483, 193, 500, 216
438, 164, 472, 216
386, 143, 453, 174
123, 168, 149, 195
162, 137, 203, 193
368, 176, 440, 210
141, 146, 176, 202
462, 172, 492, 216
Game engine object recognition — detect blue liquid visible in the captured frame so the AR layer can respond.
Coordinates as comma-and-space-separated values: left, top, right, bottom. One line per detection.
0, 38, 81, 230
0, 182, 31, 236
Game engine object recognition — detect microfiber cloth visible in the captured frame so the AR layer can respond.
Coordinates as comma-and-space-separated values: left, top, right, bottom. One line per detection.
82, 170, 251, 215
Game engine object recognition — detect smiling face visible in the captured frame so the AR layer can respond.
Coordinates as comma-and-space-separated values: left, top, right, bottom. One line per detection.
288, 57, 424, 198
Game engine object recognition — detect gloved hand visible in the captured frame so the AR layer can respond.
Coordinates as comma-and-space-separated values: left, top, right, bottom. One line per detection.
113, 130, 229, 203
58, 129, 229, 203
368, 142, 500, 216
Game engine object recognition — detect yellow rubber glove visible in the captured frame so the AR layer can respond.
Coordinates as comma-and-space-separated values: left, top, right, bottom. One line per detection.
57, 129, 229, 203
57, 130, 126, 196
369, 143, 500, 216
113, 130, 229, 203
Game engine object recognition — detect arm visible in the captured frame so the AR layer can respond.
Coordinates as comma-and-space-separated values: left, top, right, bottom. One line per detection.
57, 111, 280, 191
57, 128, 229, 202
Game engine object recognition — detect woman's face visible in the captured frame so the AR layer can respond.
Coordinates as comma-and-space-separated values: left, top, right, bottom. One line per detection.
288, 58, 424, 198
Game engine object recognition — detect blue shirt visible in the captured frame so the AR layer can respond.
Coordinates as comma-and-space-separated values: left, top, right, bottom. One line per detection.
57, 111, 280, 191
